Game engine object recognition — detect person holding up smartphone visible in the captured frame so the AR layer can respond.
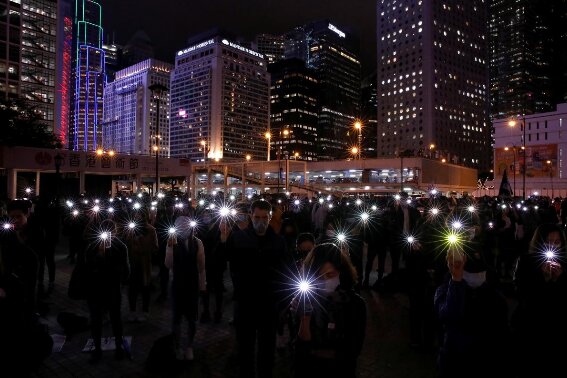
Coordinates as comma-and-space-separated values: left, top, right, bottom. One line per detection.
435, 243, 509, 378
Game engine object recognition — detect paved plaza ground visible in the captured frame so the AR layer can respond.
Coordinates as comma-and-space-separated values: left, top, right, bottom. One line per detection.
29, 242, 440, 378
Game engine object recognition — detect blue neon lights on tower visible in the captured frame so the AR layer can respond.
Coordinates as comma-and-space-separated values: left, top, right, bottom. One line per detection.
70, 0, 106, 151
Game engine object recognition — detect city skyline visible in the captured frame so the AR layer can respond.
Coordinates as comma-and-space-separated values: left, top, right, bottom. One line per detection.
99, 0, 377, 74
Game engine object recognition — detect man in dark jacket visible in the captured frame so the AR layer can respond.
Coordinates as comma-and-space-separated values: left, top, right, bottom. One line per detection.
84, 219, 130, 363
222, 200, 292, 378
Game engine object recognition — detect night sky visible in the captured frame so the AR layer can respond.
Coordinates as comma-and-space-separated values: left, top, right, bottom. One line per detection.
100, 0, 377, 76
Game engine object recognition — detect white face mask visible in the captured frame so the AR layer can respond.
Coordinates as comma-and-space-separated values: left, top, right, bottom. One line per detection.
463, 271, 486, 288
320, 276, 340, 295
252, 219, 269, 234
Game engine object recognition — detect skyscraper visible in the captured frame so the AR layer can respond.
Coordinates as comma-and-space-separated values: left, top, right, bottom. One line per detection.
268, 58, 318, 161
254, 34, 285, 64
102, 41, 122, 81
376, 0, 491, 170
69, 0, 105, 151
285, 20, 361, 160
170, 36, 269, 162
0, 0, 58, 133
489, 0, 555, 119
103, 59, 172, 157
360, 71, 378, 158
122, 30, 154, 67
0, 1, 24, 99
56, 0, 73, 146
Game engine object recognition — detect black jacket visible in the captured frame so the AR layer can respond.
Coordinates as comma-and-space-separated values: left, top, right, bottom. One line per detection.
225, 224, 292, 315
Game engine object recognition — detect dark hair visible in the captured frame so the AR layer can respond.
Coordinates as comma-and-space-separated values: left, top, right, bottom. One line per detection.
296, 232, 315, 246
303, 243, 358, 290
250, 199, 271, 213
7, 199, 31, 214
529, 223, 567, 255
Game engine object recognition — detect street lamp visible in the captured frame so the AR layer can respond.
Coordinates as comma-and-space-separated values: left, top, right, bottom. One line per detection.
354, 120, 362, 159
429, 143, 436, 159
504, 146, 517, 197
547, 160, 554, 198
54, 152, 63, 202
149, 83, 169, 197
350, 146, 359, 159
508, 117, 526, 199
200, 140, 207, 162
246, 154, 251, 161
265, 132, 271, 161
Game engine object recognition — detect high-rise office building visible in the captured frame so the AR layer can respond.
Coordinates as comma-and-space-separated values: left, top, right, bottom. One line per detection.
489, 0, 556, 119
21, 0, 58, 132
254, 34, 285, 64
285, 20, 361, 160
0, 0, 58, 133
268, 58, 318, 161
122, 30, 154, 67
69, 0, 106, 151
170, 36, 270, 162
56, 0, 73, 146
0, 1, 23, 99
376, 0, 491, 170
102, 41, 122, 81
103, 59, 172, 157
360, 71, 378, 158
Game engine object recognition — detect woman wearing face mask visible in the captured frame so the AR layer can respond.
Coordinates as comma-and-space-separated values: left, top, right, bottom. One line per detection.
511, 223, 567, 377
434, 245, 509, 378
293, 243, 366, 378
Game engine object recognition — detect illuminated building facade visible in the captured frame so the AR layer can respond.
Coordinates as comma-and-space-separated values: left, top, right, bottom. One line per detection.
0, 0, 58, 134
0, 0, 23, 99
102, 41, 122, 81
170, 36, 269, 162
376, 0, 491, 170
268, 58, 318, 161
489, 0, 567, 119
69, 0, 105, 151
285, 20, 361, 160
103, 59, 172, 157
254, 34, 285, 64
56, 0, 73, 147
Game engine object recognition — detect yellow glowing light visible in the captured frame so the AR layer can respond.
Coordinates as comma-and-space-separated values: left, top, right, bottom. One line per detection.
96, 148, 104, 156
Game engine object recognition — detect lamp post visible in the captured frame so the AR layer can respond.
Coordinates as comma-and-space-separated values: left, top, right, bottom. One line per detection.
149, 83, 169, 197
354, 121, 362, 160
201, 140, 207, 162
504, 146, 517, 197
54, 151, 63, 201
350, 146, 359, 160
429, 143, 435, 159
265, 132, 271, 161
508, 118, 527, 199
547, 160, 554, 198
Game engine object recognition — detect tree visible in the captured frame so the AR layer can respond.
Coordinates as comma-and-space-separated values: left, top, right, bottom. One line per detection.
0, 97, 61, 148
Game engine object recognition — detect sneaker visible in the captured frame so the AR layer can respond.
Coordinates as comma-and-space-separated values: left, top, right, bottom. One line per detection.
184, 347, 194, 361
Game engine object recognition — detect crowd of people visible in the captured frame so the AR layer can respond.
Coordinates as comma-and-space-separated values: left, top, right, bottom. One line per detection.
0, 189, 565, 377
